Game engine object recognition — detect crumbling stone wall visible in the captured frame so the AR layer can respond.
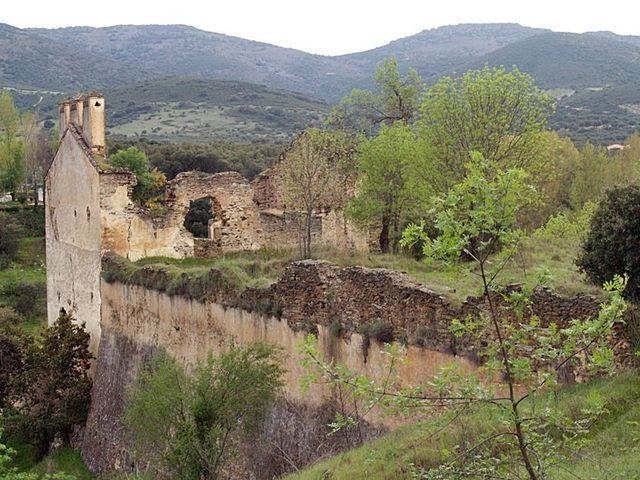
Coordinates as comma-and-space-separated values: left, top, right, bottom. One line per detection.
100, 171, 262, 261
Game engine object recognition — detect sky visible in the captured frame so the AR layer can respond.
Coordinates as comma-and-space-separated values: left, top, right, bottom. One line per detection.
4, 0, 640, 55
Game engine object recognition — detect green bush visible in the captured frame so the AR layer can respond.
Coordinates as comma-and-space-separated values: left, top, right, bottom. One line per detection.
2, 282, 46, 316
0, 206, 45, 237
3, 312, 92, 455
577, 186, 640, 302
124, 344, 284, 479
0, 306, 22, 327
0, 213, 22, 269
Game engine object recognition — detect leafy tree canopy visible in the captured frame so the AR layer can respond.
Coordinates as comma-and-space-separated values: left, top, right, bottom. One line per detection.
418, 66, 553, 187
577, 185, 640, 302
109, 146, 166, 207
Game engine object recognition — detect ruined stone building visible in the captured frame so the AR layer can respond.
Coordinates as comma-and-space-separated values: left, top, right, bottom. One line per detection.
45, 94, 366, 353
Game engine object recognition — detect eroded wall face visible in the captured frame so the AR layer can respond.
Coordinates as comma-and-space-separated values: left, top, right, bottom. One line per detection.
82, 280, 477, 472
45, 134, 102, 353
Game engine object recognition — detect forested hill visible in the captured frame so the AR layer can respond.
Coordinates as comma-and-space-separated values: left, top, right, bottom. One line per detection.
2, 22, 640, 143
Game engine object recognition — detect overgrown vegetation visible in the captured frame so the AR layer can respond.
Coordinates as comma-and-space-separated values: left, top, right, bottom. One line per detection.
286, 373, 640, 480
108, 146, 166, 210
302, 152, 629, 479
124, 344, 284, 479
578, 185, 640, 302
0, 312, 92, 456
108, 136, 282, 181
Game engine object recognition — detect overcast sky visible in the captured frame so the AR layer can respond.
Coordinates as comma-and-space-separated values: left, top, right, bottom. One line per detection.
4, 0, 639, 55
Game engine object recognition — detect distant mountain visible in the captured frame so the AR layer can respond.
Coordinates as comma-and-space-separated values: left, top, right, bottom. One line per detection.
27, 77, 329, 143
340, 23, 546, 82
474, 31, 640, 89
471, 32, 640, 143
1, 22, 639, 143
27, 24, 362, 102
0, 23, 148, 90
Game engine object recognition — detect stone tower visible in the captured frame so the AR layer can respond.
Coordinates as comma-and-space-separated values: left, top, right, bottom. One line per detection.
46, 94, 107, 354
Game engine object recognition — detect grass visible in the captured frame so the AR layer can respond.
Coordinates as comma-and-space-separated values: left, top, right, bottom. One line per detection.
5, 436, 94, 480
285, 372, 640, 480
0, 236, 47, 334
31, 448, 94, 479
107, 226, 601, 306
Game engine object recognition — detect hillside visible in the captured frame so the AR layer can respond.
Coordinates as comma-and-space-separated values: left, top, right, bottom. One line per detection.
470, 31, 640, 144
474, 31, 640, 89
103, 78, 329, 142
286, 373, 640, 479
0, 23, 148, 91
17, 78, 330, 143
27, 24, 362, 102
340, 23, 545, 83
1, 22, 639, 143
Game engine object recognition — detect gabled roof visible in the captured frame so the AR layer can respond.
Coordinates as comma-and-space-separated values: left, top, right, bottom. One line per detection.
46, 123, 128, 180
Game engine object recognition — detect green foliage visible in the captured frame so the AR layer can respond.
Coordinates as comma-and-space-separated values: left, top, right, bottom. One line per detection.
183, 198, 214, 239
302, 153, 628, 480
124, 344, 284, 479
1, 282, 46, 316
328, 57, 424, 133
0, 214, 22, 269
120, 139, 282, 180
578, 185, 640, 302
401, 152, 536, 262
3, 313, 92, 455
0, 429, 75, 480
109, 146, 167, 207
0, 206, 45, 238
418, 66, 553, 187
347, 123, 435, 252
0, 91, 26, 199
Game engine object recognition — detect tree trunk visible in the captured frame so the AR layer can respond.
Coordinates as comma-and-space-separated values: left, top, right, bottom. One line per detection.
304, 208, 313, 259
379, 215, 390, 253
33, 176, 39, 208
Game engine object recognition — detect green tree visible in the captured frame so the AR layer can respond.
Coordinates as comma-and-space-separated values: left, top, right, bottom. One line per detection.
0, 91, 26, 200
0, 213, 22, 269
328, 57, 424, 134
577, 185, 640, 302
281, 129, 355, 258
109, 146, 166, 207
124, 343, 284, 480
347, 123, 435, 253
6, 312, 92, 455
418, 66, 553, 188
520, 131, 581, 228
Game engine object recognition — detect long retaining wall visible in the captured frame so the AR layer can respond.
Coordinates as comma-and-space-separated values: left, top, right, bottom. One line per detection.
82, 280, 478, 472
82, 259, 618, 476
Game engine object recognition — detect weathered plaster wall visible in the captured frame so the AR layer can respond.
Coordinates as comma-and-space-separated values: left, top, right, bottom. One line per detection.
82, 279, 478, 472
45, 130, 102, 354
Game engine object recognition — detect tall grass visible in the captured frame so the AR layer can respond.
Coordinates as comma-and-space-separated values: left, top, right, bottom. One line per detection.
286, 372, 640, 480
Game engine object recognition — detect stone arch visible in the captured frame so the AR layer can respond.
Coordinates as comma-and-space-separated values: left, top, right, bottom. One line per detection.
183, 196, 223, 241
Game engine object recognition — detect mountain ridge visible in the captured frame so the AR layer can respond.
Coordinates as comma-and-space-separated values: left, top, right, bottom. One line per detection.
3, 22, 640, 143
